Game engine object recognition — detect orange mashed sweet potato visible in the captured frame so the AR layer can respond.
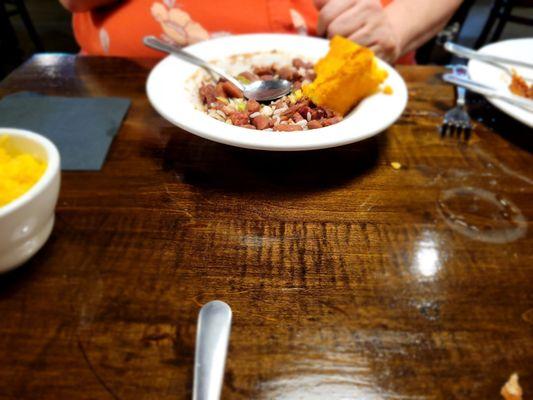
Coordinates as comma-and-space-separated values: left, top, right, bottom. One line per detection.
303, 35, 389, 115
0, 136, 47, 207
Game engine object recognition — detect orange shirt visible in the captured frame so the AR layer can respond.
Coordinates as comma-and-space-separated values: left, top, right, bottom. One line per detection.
73, 0, 414, 63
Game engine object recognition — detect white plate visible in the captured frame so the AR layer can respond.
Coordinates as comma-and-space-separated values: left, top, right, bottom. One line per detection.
468, 38, 533, 128
146, 34, 408, 151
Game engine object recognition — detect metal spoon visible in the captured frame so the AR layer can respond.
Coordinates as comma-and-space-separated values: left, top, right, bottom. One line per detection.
193, 300, 232, 400
144, 36, 292, 101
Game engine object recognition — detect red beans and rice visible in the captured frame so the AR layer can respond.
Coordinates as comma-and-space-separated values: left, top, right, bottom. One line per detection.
198, 58, 343, 131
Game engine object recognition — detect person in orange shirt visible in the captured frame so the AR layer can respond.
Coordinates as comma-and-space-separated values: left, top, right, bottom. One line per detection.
59, 0, 461, 64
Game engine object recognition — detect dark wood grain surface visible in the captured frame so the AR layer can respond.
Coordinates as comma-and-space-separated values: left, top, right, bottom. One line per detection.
0, 55, 532, 400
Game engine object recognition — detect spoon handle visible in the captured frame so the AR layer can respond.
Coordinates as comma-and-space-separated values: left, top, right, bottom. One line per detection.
143, 36, 245, 91
192, 301, 232, 400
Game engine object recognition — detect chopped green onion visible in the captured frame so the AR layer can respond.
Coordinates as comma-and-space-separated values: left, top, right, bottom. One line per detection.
237, 76, 251, 85
234, 99, 246, 112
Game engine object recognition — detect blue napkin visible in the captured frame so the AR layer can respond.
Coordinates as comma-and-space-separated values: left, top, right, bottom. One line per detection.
0, 92, 131, 170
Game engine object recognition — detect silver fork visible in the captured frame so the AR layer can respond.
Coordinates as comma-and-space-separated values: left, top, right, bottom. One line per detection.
441, 65, 473, 140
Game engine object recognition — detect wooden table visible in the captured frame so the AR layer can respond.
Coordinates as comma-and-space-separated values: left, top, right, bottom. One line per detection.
0, 55, 531, 400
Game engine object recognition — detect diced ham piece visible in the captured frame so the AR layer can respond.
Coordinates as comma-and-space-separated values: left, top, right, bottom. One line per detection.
307, 120, 322, 129
252, 115, 270, 130
215, 82, 226, 98
292, 112, 304, 122
298, 106, 311, 118
247, 99, 261, 113
292, 58, 305, 69
238, 71, 259, 82
222, 81, 243, 98
254, 65, 274, 76
278, 66, 295, 81
321, 116, 343, 126
199, 83, 217, 104
229, 112, 249, 126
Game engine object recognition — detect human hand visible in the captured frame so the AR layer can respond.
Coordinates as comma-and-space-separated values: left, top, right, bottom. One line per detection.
315, 0, 401, 63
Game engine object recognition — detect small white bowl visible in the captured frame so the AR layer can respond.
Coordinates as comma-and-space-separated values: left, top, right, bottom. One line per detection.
0, 128, 60, 273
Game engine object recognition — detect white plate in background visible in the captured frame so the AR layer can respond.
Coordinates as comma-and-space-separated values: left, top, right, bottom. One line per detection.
468, 38, 533, 128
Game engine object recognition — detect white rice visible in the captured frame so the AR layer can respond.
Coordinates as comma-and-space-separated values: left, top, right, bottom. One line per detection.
274, 106, 288, 115
261, 106, 273, 117
209, 110, 225, 121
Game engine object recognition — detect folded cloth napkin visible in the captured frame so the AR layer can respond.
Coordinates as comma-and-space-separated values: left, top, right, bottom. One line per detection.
0, 92, 131, 170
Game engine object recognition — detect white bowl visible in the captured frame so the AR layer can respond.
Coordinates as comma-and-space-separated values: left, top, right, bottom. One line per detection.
147, 34, 408, 151
0, 128, 60, 273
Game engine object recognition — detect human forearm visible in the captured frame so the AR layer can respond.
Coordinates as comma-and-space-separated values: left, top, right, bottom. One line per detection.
59, 0, 119, 12
384, 0, 462, 57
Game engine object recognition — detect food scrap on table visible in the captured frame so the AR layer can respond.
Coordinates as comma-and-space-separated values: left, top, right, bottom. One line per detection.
509, 72, 533, 99
0, 136, 47, 207
303, 35, 388, 115
391, 161, 402, 170
501, 373, 523, 400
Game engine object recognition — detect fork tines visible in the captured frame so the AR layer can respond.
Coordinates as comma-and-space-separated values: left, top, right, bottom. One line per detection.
441, 107, 473, 140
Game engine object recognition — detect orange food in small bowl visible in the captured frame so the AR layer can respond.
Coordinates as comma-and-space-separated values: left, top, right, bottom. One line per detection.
0, 136, 47, 207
